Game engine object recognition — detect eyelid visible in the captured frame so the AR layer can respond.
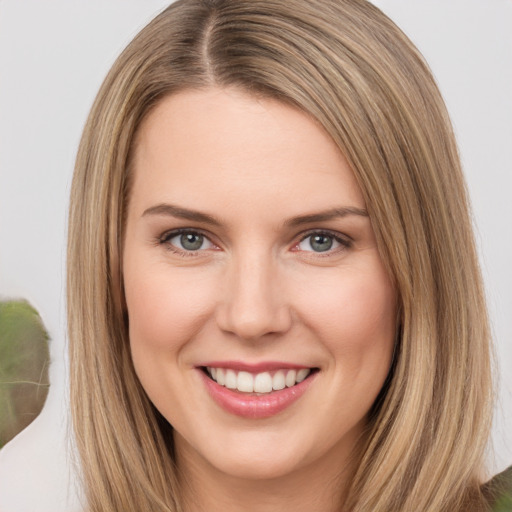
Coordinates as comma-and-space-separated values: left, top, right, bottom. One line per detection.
156, 227, 352, 257
158, 227, 220, 255
292, 229, 352, 254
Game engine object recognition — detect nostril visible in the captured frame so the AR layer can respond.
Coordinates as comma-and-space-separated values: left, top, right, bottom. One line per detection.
214, 274, 293, 340
216, 309, 293, 341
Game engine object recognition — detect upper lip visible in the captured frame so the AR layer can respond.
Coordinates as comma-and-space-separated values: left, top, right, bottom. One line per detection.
197, 361, 314, 373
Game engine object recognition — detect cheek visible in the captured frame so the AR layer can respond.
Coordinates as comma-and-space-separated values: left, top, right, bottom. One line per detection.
124, 261, 220, 415
295, 264, 396, 361
123, 260, 217, 357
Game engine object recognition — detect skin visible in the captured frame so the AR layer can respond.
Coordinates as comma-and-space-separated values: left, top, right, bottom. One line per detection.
123, 87, 397, 512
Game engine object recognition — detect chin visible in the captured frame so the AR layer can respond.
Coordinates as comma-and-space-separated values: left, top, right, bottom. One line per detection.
211, 451, 307, 482
176, 427, 312, 482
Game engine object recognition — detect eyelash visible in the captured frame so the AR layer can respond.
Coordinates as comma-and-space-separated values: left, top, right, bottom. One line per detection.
158, 228, 216, 257
157, 228, 352, 257
294, 230, 352, 256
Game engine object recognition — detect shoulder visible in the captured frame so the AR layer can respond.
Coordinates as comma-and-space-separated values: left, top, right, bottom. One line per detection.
482, 466, 512, 511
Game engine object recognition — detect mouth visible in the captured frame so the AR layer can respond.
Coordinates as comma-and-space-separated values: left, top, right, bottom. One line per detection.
202, 366, 317, 395
198, 364, 319, 419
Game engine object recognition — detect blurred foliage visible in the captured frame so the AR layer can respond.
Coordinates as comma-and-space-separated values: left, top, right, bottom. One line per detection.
0, 300, 50, 449
494, 494, 512, 512
492, 465, 512, 511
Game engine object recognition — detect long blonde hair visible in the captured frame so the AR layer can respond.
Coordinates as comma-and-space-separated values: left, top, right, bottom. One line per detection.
67, 1, 493, 510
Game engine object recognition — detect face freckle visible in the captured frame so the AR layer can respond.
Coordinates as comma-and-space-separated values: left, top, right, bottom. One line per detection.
123, 87, 397, 485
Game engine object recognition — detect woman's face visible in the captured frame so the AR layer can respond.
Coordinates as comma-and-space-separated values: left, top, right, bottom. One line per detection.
123, 88, 396, 482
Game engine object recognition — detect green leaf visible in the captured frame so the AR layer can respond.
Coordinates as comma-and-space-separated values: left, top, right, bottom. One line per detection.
0, 300, 50, 448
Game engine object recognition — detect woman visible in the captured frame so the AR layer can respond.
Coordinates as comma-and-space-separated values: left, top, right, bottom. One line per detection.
67, 0, 501, 510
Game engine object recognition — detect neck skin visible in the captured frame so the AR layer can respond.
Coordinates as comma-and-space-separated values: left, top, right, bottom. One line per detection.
175, 431, 361, 512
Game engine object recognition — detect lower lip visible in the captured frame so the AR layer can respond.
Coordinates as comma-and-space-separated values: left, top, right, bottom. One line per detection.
199, 369, 317, 419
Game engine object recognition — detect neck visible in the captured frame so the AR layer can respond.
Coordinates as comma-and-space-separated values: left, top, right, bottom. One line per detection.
176, 435, 359, 512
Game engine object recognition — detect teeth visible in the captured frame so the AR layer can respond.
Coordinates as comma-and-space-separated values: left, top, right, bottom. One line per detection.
216, 368, 225, 386
237, 371, 254, 392
285, 369, 296, 387
254, 372, 273, 393
272, 370, 286, 390
225, 369, 237, 389
206, 367, 312, 394
296, 368, 310, 383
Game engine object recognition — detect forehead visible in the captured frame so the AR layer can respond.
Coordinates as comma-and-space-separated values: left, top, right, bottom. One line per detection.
129, 87, 365, 219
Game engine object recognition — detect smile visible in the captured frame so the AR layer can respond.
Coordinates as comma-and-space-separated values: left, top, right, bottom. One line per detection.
198, 363, 319, 419
205, 367, 312, 394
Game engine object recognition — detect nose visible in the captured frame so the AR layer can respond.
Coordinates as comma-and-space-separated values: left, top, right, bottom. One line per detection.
215, 252, 293, 341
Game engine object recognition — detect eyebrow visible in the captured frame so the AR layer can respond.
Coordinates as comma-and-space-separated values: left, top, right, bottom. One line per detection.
142, 203, 368, 227
284, 206, 369, 227
142, 203, 222, 226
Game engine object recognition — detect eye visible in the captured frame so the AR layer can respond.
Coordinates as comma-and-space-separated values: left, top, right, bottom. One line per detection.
161, 229, 216, 253
295, 232, 349, 253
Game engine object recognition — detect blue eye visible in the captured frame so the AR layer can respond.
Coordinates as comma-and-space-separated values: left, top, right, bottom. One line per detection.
162, 230, 215, 252
297, 232, 346, 253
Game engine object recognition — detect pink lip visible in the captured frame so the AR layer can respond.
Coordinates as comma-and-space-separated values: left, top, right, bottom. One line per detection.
197, 366, 317, 419
198, 360, 311, 373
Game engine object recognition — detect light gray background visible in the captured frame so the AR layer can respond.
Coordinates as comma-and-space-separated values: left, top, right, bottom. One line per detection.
0, 1, 510, 510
